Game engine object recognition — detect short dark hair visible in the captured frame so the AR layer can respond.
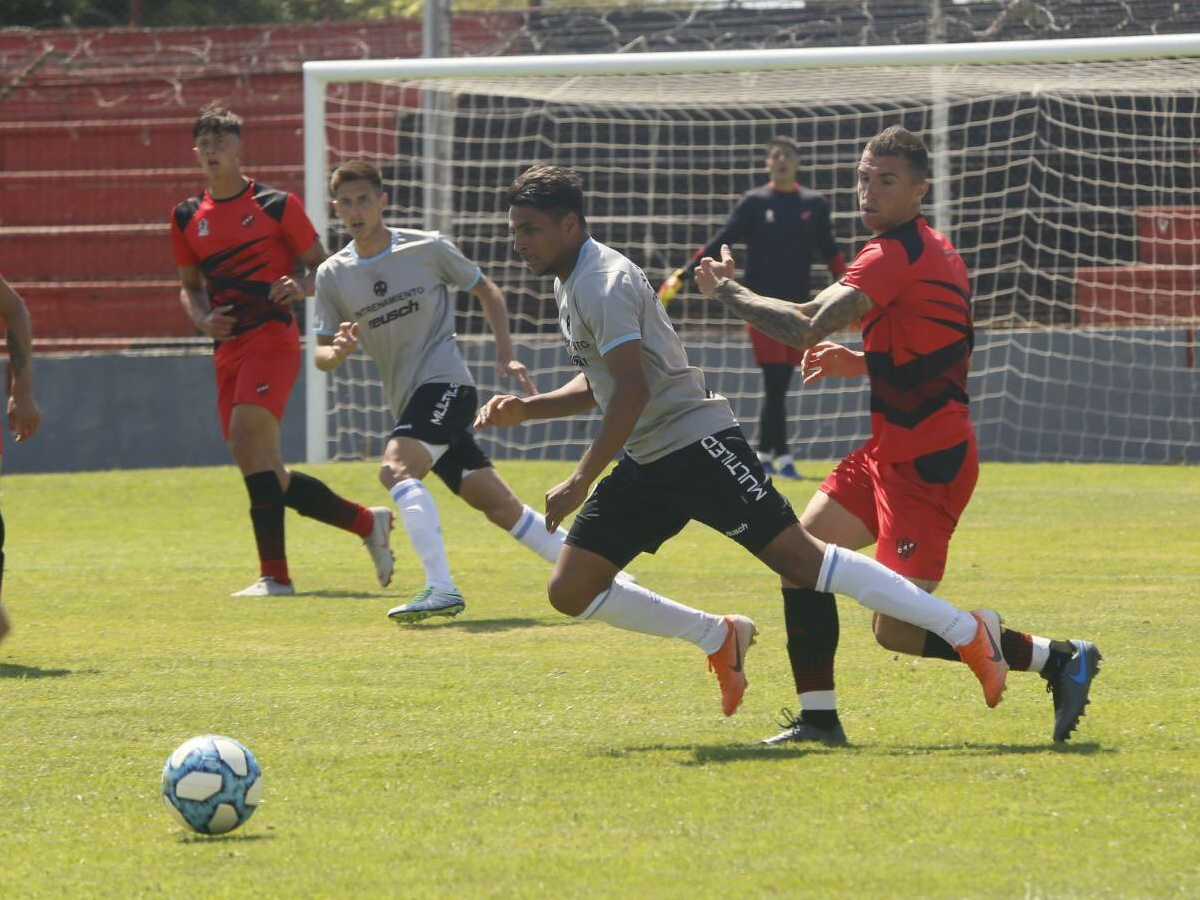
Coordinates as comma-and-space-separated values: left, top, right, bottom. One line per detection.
330, 160, 384, 195
506, 164, 587, 228
766, 136, 800, 157
864, 125, 929, 180
193, 102, 242, 140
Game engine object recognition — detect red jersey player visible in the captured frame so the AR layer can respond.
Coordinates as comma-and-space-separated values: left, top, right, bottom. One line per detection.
171, 104, 393, 597
696, 125, 1100, 745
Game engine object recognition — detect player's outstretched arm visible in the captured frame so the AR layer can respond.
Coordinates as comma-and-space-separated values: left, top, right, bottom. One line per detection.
471, 276, 536, 395
697, 246, 872, 350
474, 372, 596, 432
0, 275, 40, 443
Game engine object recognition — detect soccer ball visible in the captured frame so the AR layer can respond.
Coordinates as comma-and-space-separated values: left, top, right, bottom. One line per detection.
161, 735, 262, 834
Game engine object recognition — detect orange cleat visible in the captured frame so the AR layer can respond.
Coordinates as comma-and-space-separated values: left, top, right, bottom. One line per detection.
957, 609, 1009, 708
707, 615, 758, 716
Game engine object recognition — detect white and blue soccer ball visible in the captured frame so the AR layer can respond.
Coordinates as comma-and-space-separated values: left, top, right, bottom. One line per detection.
161, 735, 262, 834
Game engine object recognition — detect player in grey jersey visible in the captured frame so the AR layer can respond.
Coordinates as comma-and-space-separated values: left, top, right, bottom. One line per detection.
314, 161, 587, 622
475, 164, 1009, 721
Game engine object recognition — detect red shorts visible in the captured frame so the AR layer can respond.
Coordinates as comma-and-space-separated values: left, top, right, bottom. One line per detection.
748, 324, 804, 366
212, 320, 301, 440
818, 433, 979, 583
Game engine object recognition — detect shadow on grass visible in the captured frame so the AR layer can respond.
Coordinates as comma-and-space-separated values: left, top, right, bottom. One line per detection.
868, 740, 1109, 757
290, 590, 379, 600
599, 743, 842, 765
603, 739, 1108, 765
0, 662, 83, 679
394, 617, 571, 634
177, 831, 276, 845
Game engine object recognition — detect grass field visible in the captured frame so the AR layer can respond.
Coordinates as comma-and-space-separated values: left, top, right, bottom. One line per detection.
2, 460, 1198, 898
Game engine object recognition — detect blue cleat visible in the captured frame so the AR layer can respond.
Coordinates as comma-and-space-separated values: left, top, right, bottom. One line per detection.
776, 461, 803, 480
1046, 639, 1102, 742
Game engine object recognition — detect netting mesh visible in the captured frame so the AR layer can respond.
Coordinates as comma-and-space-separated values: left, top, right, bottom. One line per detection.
315, 50, 1200, 464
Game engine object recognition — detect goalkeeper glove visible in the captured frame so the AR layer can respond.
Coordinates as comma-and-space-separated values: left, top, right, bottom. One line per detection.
657, 267, 688, 307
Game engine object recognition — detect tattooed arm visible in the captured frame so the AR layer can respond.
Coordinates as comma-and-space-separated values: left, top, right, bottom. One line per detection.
694, 245, 872, 350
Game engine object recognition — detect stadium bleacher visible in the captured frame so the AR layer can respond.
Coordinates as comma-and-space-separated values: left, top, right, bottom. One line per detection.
0, 16, 517, 349
4, 3, 1200, 347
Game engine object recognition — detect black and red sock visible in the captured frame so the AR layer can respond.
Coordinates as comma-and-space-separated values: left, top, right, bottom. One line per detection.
244, 471, 289, 584
283, 470, 373, 537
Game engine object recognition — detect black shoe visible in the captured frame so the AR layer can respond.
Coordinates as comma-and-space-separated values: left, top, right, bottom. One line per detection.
1045, 639, 1102, 742
759, 709, 848, 746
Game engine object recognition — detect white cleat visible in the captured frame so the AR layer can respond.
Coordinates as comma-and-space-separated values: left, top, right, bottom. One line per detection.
364, 507, 395, 587
231, 576, 296, 597
387, 587, 466, 623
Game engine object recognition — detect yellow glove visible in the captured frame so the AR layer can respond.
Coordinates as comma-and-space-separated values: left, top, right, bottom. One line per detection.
657, 267, 686, 307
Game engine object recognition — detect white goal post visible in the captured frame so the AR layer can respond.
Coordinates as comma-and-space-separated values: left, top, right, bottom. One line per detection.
303, 33, 1200, 466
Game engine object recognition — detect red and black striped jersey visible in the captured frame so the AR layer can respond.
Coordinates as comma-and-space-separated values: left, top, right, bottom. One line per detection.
843, 215, 974, 462
171, 180, 318, 336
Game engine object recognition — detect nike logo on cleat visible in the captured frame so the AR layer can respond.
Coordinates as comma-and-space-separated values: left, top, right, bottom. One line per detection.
1069, 645, 1090, 684
983, 624, 1002, 662
731, 632, 744, 673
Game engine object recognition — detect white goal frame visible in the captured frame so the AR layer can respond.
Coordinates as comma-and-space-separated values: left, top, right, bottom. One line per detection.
302, 32, 1200, 464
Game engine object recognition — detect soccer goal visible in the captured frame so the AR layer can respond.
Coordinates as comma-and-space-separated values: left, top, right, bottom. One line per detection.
303, 33, 1200, 466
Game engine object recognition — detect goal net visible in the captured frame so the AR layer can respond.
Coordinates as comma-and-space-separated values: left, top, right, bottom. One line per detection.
304, 35, 1200, 466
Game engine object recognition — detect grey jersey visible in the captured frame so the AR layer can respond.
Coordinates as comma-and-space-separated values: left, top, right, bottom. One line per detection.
556, 238, 735, 463
314, 228, 481, 418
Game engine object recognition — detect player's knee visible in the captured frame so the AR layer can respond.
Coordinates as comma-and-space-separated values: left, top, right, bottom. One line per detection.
546, 572, 589, 617
478, 494, 523, 530
377, 463, 402, 490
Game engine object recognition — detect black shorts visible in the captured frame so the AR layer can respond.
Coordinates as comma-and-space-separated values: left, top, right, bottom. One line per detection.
566, 426, 798, 569
392, 383, 492, 495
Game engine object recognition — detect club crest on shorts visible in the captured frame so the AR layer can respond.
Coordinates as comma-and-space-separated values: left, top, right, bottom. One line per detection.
256, 382, 270, 395
896, 537, 917, 559
241, 213, 255, 227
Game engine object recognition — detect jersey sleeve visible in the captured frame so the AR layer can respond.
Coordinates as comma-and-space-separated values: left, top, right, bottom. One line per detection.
842, 239, 910, 308
578, 270, 644, 356
312, 263, 344, 336
432, 234, 482, 292
279, 194, 321, 255
170, 214, 197, 267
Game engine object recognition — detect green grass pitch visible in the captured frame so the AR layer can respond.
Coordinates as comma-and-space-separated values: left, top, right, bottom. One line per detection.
1, 460, 1197, 898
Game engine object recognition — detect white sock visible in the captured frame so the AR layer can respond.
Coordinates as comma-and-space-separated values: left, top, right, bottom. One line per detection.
799, 689, 837, 711
575, 578, 727, 654
390, 478, 455, 592
1030, 635, 1052, 673
508, 504, 566, 563
817, 544, 977, 647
